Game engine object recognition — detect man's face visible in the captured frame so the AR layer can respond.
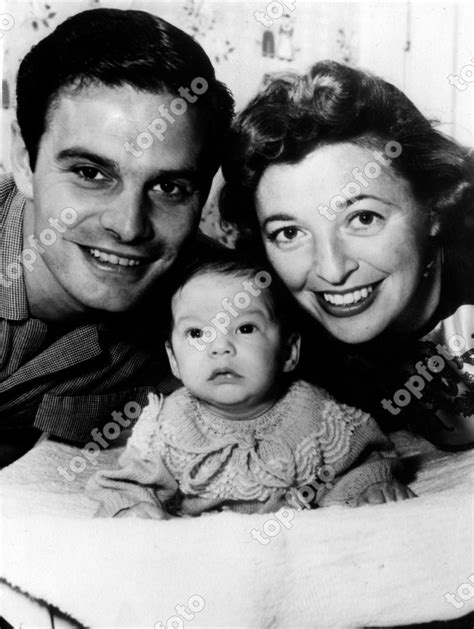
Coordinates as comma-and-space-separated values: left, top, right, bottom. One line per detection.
20, 83, 208, 316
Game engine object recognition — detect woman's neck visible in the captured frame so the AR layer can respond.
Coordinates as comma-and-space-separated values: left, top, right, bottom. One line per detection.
392, 249, 443, 336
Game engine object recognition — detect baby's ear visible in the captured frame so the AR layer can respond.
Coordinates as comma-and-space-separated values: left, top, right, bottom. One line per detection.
282, 332, 301, 373
165, 341, 181, 380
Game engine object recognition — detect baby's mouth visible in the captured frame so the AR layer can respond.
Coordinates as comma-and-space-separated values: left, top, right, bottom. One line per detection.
316, 281, 383, 317
208, 368, 242, 381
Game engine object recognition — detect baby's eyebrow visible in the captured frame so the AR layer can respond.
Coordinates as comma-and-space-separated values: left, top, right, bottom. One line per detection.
236, 309, 267, 318
173, 315, 206, 326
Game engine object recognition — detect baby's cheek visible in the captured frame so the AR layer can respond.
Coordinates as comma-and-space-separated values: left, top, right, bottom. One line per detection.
267, 252, 309, 292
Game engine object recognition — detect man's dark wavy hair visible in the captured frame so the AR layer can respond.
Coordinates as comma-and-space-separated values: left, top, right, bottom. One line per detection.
220, 60, 473, 249
16, 8, 234, 174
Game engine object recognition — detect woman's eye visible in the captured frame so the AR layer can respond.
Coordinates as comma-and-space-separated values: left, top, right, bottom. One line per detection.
186, 328, 202, 339
267, 226, 304, 247
349, 211, 384, 233
237, 324, 257, 334
74, 166, 107, 182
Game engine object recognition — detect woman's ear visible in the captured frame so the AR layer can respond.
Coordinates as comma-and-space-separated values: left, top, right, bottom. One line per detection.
282, 332, 301, 373
429, 212, 441, 237
11, 120, 34, 201
165, 340, 181, 380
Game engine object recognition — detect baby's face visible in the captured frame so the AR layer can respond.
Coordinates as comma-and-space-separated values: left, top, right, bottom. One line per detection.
167, 272, 298, 418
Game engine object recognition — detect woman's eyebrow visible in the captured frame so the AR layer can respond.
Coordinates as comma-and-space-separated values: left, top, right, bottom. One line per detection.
345, 193, 398, 208
262, 213, 295, 228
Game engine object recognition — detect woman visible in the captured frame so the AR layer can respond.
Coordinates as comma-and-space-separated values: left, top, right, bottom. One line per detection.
220, 60, 474, 448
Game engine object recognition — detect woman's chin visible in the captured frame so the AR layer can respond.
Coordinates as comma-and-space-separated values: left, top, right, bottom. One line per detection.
298, 287, 400, 345
304, 303, 390, 345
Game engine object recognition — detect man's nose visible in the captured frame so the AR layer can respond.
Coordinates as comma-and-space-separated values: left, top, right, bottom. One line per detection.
312, 236, 359, 285
100, 189, 153, 243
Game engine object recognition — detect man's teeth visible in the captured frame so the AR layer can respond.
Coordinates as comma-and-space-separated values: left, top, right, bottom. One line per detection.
323, 286, 373, 305
88, 248, 142, 267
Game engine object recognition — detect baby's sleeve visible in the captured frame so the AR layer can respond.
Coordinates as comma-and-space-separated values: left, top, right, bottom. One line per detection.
86, 393, 179, 517
312, 393, 402, 507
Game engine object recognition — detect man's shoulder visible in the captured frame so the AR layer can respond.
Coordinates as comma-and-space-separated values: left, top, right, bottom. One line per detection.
0, 173, 22, 228
0, 173, 19, 201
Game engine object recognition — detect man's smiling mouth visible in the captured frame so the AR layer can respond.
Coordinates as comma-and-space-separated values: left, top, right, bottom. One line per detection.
87, 247, 144, 267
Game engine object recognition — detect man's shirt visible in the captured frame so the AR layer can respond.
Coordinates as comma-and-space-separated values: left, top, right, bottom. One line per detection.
0, 174, 176, 454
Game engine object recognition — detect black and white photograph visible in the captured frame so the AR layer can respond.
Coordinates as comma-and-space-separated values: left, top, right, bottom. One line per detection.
0, 0, 473, 626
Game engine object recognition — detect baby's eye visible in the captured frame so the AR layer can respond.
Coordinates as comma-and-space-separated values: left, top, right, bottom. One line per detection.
237, 323, 257, 334
186, 328, 202, 339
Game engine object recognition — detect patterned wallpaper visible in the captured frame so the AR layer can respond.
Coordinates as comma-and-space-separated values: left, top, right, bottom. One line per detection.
1, 1, 471, 243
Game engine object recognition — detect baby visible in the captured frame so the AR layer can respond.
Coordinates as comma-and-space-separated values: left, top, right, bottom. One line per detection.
88, 253, 414, 518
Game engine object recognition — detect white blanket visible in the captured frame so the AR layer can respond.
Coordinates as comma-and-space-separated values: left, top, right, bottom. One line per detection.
0, 434, 473, 627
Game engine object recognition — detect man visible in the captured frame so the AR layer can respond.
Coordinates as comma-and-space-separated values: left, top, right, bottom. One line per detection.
0, 8, 234, 466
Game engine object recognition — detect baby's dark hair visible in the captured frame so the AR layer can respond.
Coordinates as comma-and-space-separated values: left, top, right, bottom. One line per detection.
168, 248, 299, 339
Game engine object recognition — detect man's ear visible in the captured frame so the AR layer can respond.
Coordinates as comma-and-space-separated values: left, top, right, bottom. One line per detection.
165, 340, 181, 380
10, 120, 34, 201
282, 332, 301, 373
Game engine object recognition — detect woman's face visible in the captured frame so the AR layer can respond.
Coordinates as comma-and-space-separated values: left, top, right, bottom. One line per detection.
255, 142, 439, 344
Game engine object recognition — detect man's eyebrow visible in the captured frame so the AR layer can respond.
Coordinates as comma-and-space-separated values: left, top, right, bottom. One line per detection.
152, 167, 200, 183
56, 148, 120, 171
57, 148, 199, 182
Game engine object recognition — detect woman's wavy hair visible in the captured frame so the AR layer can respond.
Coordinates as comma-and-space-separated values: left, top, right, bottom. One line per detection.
220, 60, 474, 250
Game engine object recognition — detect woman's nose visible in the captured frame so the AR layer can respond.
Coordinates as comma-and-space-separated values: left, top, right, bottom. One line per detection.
100, 189, 153, 243
312, 237, 359, 285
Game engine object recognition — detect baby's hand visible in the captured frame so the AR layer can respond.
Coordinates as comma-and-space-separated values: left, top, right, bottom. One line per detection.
114, 502, 170, 519
357, 481, 416, 506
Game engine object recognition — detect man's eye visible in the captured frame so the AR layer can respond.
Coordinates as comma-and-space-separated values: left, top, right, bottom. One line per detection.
186, 328, 202, 339
237, 324, 257, 334
74, 166, 107, 182
153, 181, 188, 199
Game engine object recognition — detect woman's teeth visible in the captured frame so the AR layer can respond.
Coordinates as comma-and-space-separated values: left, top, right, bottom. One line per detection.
323, 285, 373, 305
88, 248, 143, 267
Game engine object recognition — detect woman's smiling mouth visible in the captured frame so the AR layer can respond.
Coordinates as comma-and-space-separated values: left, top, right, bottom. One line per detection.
315, 281, 383, 317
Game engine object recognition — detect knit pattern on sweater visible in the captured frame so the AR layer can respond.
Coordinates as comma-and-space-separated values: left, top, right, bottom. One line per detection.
124, 380, 396, 507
